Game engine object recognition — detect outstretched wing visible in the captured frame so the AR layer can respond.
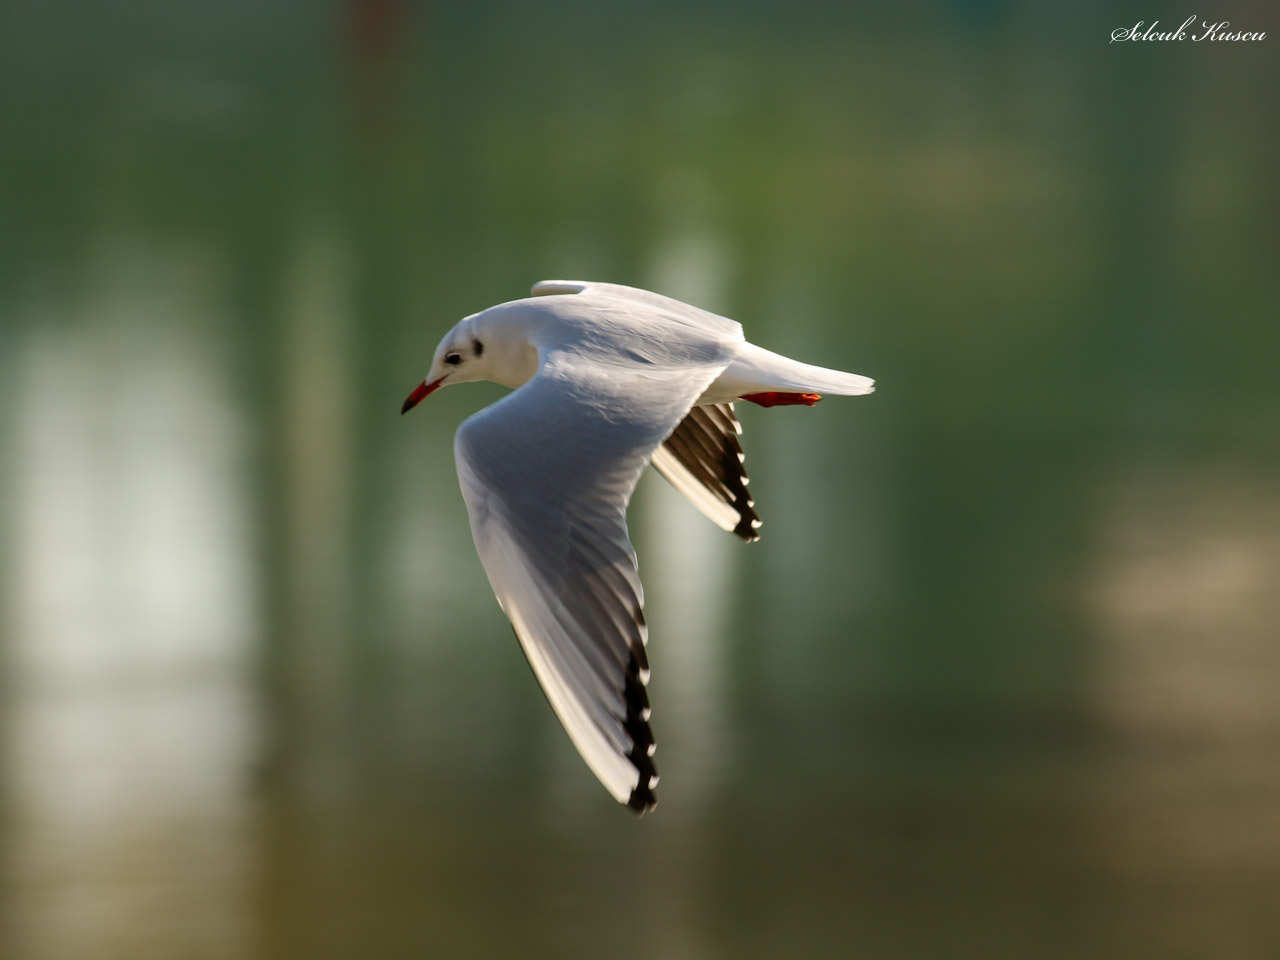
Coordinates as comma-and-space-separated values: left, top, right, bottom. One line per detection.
651, 403, 761, 541
454, 353, 725, 812
531, 279, 744, 340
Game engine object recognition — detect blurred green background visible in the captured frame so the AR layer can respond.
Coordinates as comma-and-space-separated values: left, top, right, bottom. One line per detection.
2, 2, 1278, 958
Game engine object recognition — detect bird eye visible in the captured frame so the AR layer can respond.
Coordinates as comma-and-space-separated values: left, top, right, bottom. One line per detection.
473, 339, 484, 357
445, 353, 462, 365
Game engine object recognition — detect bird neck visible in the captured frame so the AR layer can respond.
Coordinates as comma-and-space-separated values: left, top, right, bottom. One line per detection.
473, 305, 542, 390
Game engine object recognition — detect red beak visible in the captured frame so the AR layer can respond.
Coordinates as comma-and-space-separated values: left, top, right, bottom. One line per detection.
401, 376, 444, 415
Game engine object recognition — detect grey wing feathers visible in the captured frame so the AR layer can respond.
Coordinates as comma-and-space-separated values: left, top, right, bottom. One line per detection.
451, 360, 727, 813
456, 418, 659, 813
531, 279, 744, 340
651, 403, 761, 542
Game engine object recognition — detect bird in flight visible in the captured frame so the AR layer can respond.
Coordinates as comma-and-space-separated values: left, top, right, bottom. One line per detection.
402, 281, 874, 814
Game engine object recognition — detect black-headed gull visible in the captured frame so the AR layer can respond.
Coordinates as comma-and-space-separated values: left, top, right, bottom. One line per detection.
402, 280, 874, 814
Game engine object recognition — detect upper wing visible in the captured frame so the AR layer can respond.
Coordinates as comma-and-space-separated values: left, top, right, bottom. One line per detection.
651, 403, 761, 542
530, 283, 759, 539
454, 352, 725, 813
531, 279, 744, 341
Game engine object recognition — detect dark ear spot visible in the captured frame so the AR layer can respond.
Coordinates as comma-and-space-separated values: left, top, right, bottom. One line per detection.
472, 338, 484, 357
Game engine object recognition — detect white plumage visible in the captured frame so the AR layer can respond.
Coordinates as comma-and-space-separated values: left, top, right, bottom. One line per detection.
402, 280, 874, 813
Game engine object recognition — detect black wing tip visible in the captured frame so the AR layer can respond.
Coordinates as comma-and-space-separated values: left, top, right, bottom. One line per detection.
628, 783, 658, 815
661, 404, 763, 543
623, 649, 658, 816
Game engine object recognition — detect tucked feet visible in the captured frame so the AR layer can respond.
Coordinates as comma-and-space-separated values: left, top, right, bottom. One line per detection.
740, 391, 823, 407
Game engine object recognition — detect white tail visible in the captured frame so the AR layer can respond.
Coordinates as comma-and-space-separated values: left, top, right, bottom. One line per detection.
719, 342, 875, 398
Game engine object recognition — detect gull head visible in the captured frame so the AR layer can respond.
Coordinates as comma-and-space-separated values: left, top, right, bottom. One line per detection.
401, 308, 540, 414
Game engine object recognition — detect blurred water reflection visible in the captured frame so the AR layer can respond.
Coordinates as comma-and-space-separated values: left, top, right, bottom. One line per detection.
2, 2, 1278, 959
3, 235, 256, 959
8, 236, 254, 681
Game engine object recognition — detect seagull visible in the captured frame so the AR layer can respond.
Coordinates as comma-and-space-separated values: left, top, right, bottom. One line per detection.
401, 280, 874, 814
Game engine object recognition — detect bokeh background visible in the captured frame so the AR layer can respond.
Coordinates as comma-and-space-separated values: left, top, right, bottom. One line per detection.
2, 2, 1278, 958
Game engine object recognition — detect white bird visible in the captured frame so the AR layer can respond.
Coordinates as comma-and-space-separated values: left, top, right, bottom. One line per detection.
401, 280, 874, 814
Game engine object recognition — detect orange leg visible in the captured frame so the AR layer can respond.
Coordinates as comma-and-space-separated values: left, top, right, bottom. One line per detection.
740, 392, 823, 407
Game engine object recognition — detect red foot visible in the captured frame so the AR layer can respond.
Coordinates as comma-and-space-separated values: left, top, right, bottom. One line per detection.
740, 392, 823, 408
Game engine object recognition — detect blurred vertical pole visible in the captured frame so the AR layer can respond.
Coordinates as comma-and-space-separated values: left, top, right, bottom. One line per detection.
348, 0, 406, 138
231, 23, 332, 960
250, 2, 416, 955
343, 0, 410, 688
